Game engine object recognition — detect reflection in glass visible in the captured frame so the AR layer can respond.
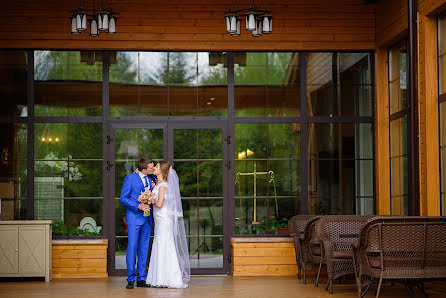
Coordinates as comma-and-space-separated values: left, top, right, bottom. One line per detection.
34, 123, 103, 234
389, 42, 407, 114
235, 123, 301, 234
441, 102, 446, 215
34, 51, 102, 116
0, 51, 28, 117
307, 52, 372, 117
110, 52, 228, 117
390, 116, 408, 215
0, 123, 27, 220
235, 52, 300, 117
172, 128, 223, 268
308, 123, 374, 215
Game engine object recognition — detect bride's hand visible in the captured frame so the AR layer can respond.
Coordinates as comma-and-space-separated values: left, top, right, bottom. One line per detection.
134, 169, 140, 174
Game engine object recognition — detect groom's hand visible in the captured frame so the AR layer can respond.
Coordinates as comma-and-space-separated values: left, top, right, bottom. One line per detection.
138, 204, 150, 212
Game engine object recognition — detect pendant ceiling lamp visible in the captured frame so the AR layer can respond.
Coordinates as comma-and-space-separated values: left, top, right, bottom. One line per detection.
70, 1, 119, 36
224, 3, 272, 37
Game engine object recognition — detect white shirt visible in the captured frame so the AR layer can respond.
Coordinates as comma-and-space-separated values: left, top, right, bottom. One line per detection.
138, 172, 149, 187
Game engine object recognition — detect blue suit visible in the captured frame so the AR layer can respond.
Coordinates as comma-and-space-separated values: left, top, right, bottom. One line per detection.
119, 172, 154, 282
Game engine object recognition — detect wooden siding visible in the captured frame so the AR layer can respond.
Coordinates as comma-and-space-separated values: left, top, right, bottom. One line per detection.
231, 238, 298, 276
1, 0, 375, 51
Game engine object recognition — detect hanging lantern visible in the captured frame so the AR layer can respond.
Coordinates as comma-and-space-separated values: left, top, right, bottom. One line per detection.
227, 14, 237, 34
262, 15, 273, 34
70, 16, 80, 34
75, 13, 87, 31
251, 19, 262, 37
89, 18, 99, 36
245, 12, 257, 31
107, 16, 117, 34
98, 13, 109, 31
230, 18, 241, 36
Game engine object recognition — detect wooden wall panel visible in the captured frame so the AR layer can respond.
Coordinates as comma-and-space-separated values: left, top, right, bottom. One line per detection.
1, 0, 376, 51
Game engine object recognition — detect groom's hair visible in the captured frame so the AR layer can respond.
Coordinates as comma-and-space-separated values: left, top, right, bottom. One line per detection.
137, 157, 153, 171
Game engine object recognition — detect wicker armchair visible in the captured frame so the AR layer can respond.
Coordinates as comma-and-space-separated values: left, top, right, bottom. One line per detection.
300, 216, 323, 284
316, 215, 374, 294
288, 215, 318, 279
352, 216, 446, 298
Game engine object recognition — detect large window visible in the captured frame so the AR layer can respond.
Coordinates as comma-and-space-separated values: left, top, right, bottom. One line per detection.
438, 14, 446, 215
389, 41, 409, 216
1, 50, 375, 238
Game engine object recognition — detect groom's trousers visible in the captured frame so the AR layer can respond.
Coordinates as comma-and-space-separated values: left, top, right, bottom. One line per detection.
126, 219, 151, 282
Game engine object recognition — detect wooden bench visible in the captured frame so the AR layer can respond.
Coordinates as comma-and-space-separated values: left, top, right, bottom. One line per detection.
352, 216, 446, 297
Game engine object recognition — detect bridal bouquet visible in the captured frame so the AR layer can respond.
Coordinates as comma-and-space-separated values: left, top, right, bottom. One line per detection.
138, 187, 155, 217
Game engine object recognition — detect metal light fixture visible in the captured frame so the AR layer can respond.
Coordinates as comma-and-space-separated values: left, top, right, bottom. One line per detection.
262, 14, 273, 34
251, 19, 262, 37
89, 19, 99, 37
98, 12, 109, 31
224, 4, 272, 37
70, 16, 81, 34
230, 19, 241, 37
107, 16, 117, 34
70, 1, 119, 36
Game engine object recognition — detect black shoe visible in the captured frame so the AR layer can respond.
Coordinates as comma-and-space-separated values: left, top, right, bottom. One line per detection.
137, 281, 151, 288
126, 281, 134, 289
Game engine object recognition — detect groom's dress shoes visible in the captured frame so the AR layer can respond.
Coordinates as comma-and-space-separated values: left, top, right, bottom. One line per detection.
126, 281, 134, 289
137, 281, 151, 288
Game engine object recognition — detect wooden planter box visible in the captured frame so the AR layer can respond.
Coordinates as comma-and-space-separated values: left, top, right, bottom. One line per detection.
52, 239, 108, 278
231, 237, 297, 276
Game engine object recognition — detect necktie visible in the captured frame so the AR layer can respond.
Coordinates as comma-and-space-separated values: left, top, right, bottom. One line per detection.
144, 176, 149, 188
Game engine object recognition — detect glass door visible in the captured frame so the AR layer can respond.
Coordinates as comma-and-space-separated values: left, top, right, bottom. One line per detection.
107, 122, 229, 276
168, 123, 229, 274
108, 123, 167, 276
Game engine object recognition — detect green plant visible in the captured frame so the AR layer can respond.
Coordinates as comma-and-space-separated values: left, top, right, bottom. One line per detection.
53, 221, 101, 236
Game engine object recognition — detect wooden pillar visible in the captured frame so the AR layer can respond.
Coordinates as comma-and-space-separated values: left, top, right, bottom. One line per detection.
420, 13, 441, 215
375, 48, 391, 215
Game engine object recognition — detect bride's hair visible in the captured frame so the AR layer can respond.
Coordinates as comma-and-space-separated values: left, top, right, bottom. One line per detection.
158, 161, 171, 181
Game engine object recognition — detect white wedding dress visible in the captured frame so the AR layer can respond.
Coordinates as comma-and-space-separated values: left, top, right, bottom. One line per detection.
146, 173, 190, 288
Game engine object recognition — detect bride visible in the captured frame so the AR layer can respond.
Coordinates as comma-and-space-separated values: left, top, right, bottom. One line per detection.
147, 161, 190, 288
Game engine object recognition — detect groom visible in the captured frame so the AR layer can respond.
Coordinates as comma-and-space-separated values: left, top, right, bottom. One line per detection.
120, 157, 154, 289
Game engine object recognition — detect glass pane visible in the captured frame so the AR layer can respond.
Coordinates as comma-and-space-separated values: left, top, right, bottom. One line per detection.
115, 129, 163, 161
268, 123, 300, 159
0, 123, 27, 220
115, 199, 127, 237
235, 52, 300, 117
0, 51, 28, 117
390, 116, 408, 215
34, 51, 102, 116
115, 237, 128, 269
441, 102, 446, 214
339, 53, 372, 116
68, 161, 102, 197
188, 236, 223, 269
199, 162, 223, 197
198, 129, 222, 159
307, 52, 335, 116
174, 161, 197, 198
308, 123, 374, 215
174, 129, 197, 160
198, 53, 227, 116
268, 160, 300, 197
169, 52, 197, 116
235, 124, 267, 159
35, 123, 69, 160
389, 41, 407, 114
439, 14, 446, 94
307, 52, 372, 117
110, 52, 138, 116
140, 52, 168, 116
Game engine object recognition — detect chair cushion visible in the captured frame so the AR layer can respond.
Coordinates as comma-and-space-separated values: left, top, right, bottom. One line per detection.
333, 250, 353, 259
311, 245, 321, 256
368, 256, 381, 269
